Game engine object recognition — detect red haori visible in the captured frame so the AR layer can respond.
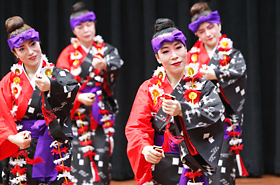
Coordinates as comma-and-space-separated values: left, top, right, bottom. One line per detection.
78, 125, 89, 134
11, 165, 27, 175
184, 89, 201, 104
90, 117, 99, 130
79, 140, 93, 146
183, 171, 203, 178
55, 165, 72, 172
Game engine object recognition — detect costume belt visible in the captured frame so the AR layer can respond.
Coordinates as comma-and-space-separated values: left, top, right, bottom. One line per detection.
21, 120, 58, 182
80, 86, 115, 125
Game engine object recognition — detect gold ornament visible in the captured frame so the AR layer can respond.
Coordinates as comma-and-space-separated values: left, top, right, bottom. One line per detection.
13, 77, 21, 84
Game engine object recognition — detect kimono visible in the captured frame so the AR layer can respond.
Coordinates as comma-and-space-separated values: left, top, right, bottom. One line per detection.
56, 35, 123, 185
187, 35, 248, 185
125, 65, 225, 185
0, 54, 79, 185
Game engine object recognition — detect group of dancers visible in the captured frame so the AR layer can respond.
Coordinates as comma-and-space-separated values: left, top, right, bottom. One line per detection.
0, 1, 247, 185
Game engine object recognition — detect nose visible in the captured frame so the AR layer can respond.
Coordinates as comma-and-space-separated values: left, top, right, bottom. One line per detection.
26, 46, 34, 55
205, 29, 211, 36
170, 49, 178, 60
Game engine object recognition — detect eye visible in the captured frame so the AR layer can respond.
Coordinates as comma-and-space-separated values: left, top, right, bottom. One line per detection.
162, 50, 169, 54
19, 48, 25, 51
31, 41, 36, 46
176, 45, 182, 50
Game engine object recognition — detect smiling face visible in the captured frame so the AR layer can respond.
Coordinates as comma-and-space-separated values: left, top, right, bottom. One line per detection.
195, 22, 221, 50
73, 21, 96, 48
13, 39, 42, 69
156, 40, 187, 78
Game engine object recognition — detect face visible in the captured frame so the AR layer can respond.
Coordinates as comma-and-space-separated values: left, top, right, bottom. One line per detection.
13, 39, 42, 69
73, 21, 96, 46
195, 22, 221, 50
156, 40, 187, 77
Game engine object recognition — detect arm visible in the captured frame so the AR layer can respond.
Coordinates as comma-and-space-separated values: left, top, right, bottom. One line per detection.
125, 81, 155, 184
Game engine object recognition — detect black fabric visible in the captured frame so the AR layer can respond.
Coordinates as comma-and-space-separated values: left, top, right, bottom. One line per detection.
0, 0, 278, 180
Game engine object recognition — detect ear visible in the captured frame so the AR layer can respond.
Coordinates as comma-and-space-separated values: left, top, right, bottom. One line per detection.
155, 54, 162, 64
72, 29, 77, 36
218, 23, 222, 32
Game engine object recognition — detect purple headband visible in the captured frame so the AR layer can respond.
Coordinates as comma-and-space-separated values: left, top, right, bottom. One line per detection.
7, 28, 39, 51
70, 11, 96, 30
151, 29, 187, 54
188, 11, 220, 33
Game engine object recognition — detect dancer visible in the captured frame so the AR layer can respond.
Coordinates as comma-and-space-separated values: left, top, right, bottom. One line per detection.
187, 2, 248, 184
126, 18, 225, 185
0, 16, 79, 185
56, 1, 123, 185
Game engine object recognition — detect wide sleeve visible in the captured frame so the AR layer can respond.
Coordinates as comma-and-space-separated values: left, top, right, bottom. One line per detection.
125, 80, 155, 184
47, 66, 79, 124
0, 74, 19, 159
213, 49, 247, 114
56, 45, 72, 71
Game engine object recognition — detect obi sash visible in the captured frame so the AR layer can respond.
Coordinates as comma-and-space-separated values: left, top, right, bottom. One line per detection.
21, 120, 58, 182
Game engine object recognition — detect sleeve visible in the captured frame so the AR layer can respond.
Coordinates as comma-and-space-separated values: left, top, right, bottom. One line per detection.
0, 75, 19, 160
56, 46, 72, 71
125, 80, 155, 184
180, 80, 225, 129
214, 49, 247, 114
48, 66, 79, 124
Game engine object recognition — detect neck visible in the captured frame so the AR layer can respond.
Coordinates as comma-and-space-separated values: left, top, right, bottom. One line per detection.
24, 61, 41, 80
166, 70, 185, 88
80, 40, 93, 49
204, 43, 216, 55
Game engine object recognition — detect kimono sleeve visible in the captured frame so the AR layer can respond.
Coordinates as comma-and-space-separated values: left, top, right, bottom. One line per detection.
125, 80, 155, 184
48, 66, 79, 123
214, 49, 247, 114
0, 75, 19, 159
56, 45, 72, 71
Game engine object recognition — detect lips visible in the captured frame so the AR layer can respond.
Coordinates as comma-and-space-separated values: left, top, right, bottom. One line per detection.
172, 61, 182, 66
29, 55, 36, 60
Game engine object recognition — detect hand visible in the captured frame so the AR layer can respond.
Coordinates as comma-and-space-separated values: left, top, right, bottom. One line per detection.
162, 99, 183, 117
77, 93, 96, 106
142, 145, 165, 164
92, 56, 107, 71
8, 131, 31, 149
200, 65, 217, 80
34, 74, 51, 92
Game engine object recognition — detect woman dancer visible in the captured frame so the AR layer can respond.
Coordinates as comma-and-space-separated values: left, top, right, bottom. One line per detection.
0, 16, 79, 185
187, 2, 248, 184
56, 2, 123, 185
126, 18, 225, 185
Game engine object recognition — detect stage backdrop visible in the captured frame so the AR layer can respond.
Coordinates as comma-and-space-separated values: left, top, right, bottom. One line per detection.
0, 0, 279, 180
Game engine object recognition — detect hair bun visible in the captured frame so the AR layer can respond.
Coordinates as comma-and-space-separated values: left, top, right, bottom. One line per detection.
5, 16, 24, 34
190, 2, 211, 17
154, 18, 175, 34
72, 1, 87, 14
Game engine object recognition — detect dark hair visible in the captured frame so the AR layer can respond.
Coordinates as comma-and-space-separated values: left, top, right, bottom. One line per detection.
5, 16, 32, 39
152, 18, 177, 39
70, 1, 90, 18
190, 2, 212, 22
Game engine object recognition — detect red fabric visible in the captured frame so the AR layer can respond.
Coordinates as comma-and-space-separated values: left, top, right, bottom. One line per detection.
0, 72, 35, 160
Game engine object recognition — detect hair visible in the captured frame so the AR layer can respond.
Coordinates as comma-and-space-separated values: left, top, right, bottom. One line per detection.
70, 1, 90, 19
5, 16, 32, 39
152, 18, 177, 39
190, 2, 212, 22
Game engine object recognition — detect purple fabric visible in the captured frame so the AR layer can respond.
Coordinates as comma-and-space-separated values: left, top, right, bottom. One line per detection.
7, 28, 39, 50
178, 166, 208, 185
224, 121, 242, 140
188, 11, 221, 33
70, 11, 96, 30
20, 120, 58, 182
154, 134, 179, 154
80, 86, 115, 125
151, 29, 187, 53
